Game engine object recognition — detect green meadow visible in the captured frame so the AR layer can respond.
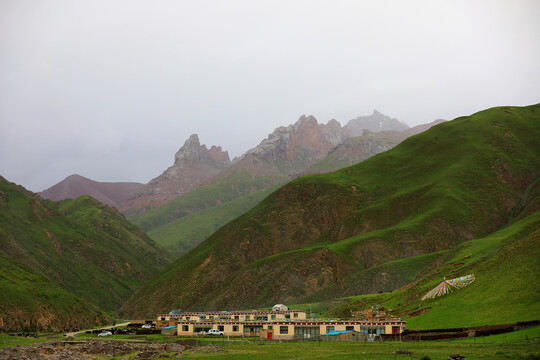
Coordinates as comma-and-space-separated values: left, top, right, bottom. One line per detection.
1, 328, 539, 359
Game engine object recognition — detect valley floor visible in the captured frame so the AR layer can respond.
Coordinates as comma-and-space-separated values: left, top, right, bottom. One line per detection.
0, 326, 538, 359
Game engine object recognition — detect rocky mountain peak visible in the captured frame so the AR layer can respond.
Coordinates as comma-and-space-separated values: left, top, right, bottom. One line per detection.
294, 115, 318, 129
245, 115, 349, 164
120, 135, 231, 213
174, 134, 230, 168
326, 119, 341, 128
344, 110, 408, 136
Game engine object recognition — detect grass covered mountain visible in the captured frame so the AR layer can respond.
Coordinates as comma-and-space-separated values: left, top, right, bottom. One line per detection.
0, 176, 173, 329
39, 174, 143, 208
119, 104, 540, 318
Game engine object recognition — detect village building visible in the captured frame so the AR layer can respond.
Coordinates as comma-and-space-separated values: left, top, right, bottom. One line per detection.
154, 307, 406, 341
156, 309, 307, 328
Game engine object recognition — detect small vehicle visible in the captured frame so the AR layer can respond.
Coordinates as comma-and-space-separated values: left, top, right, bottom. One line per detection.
207, 329, 224, 336
97, 331, 112, 337
141, 324, 152, 329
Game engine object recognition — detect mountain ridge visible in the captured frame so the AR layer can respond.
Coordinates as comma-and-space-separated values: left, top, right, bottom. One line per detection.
128, 112, 420, 257
118, 104, 540, 317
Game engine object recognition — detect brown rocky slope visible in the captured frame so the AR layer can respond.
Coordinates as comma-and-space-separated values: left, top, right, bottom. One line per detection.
120, 134, 231, 216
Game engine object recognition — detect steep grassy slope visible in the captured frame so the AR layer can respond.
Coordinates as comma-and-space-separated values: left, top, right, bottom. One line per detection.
147, 185, 281, 257
324, 197, 540, 329
0, 251, 111, 331
119, 104, 540, 318
308, 120, 444, 173
127, 164, 288, 257
0, 177, 172, 322
129, 169, 284, 233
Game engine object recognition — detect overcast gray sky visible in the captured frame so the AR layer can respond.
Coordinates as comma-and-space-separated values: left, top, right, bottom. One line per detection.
1, 0, 539, 192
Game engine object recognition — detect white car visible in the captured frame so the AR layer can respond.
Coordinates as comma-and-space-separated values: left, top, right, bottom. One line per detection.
207, 329, 224, 336
141, 324, 152, 329
98, 331, 112, 337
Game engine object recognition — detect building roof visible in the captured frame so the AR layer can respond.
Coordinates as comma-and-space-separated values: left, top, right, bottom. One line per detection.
323, 330, 369, 336
323, 330, 354, 336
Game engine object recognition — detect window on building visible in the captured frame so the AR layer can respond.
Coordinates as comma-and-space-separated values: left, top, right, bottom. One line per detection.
210, 316, 214, 320
182, 325, 188, 331
280, 326, 288, 334
246, 315, 250, 320
285, 314, 290, 319
294, 326, 320, 338
186, 317, 190, 321
294, 313, 298, 318
361, 326, 385, 335
268, 325, 273, 330
161, 317, 165, 321
235, 316, 239, 320
326, 326, 335, 333
218, 325, 224, 331
346, 326, 354, 331
271, 315, 276, 320
233, 325, 239, 332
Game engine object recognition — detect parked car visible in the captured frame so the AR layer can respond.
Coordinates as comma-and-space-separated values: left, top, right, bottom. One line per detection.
141, 324, 152, 329
98, 331, 112, 337
207, 329, 224, 336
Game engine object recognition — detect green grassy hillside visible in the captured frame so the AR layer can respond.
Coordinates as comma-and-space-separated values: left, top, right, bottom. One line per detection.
147, 185, 281, 257
323, 199, 540, 329
0, 251, 111, 331
129, 169, 285, 233
119, 104, 540, 319
308, 130, 408, 172
0, 177, 173, 329
127, 168, 286, 256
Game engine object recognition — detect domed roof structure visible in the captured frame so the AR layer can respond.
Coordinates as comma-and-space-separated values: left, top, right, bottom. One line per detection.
272, 304, 288, 311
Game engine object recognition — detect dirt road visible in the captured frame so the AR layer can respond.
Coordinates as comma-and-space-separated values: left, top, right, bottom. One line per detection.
65, 322, 130, 337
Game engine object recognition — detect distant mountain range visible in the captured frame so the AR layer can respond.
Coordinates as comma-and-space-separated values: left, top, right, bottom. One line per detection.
41, 110, 432, 258
127, 113, 440, 257
117, 104, 540, 318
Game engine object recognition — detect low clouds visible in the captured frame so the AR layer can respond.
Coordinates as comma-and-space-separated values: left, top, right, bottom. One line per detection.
1, 0, 539, 191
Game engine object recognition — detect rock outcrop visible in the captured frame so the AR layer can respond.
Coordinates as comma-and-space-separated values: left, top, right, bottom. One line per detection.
345, 110, 409, 136
245, 115, 350, 164
120, 135, 230, 215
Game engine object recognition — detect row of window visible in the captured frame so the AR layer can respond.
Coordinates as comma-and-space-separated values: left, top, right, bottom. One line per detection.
181, 325, 387, 334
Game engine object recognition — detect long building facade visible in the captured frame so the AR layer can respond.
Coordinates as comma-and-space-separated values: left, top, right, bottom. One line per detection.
155, 310, 406, 341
